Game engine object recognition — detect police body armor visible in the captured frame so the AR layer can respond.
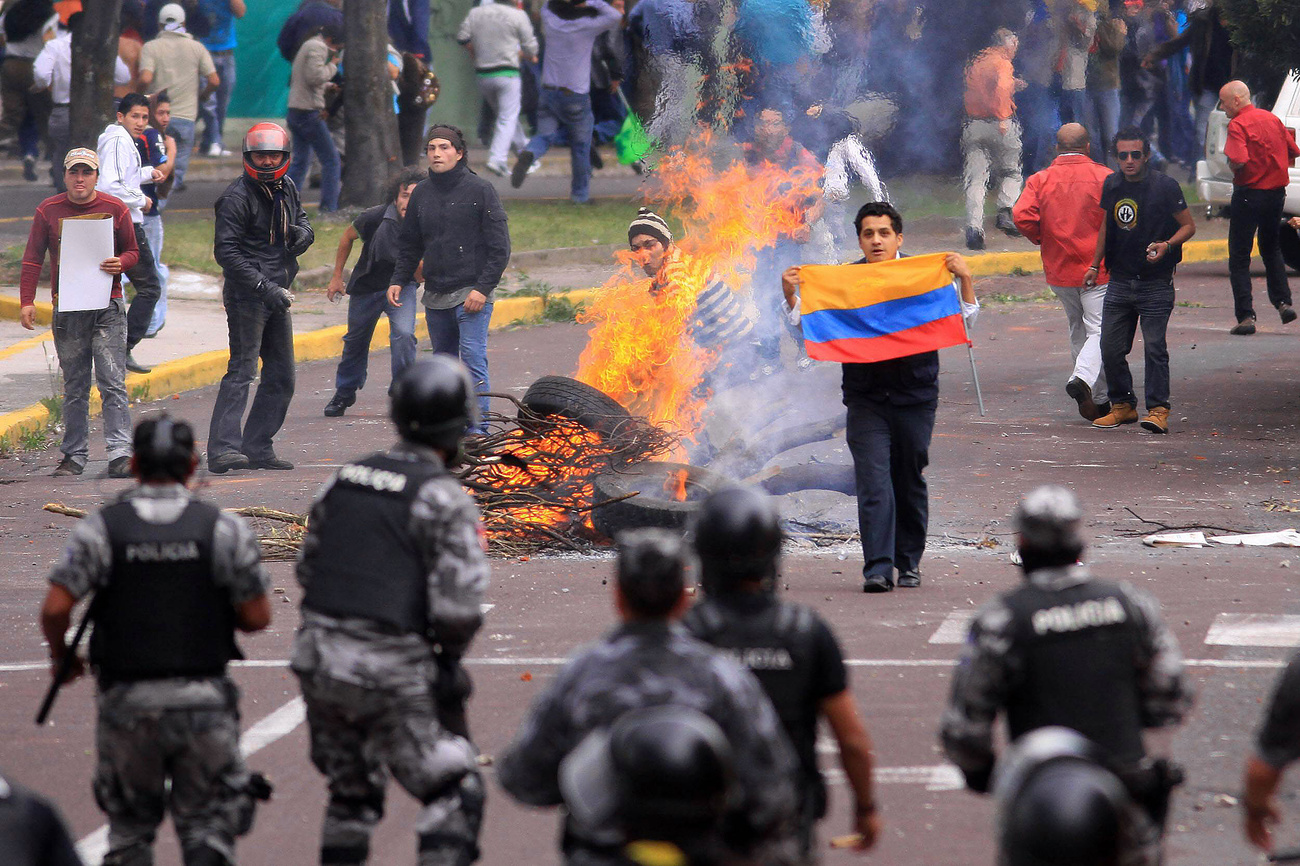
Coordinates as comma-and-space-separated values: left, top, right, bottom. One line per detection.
91, 499, 239, 684
683, 595, 827, 817
301, 452, 445, 634
1002, 578, 1147, 766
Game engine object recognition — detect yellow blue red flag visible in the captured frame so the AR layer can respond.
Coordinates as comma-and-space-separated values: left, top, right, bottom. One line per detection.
798, 253, 969, 364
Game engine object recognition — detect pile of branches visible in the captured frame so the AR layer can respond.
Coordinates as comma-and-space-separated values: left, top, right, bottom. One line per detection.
458, 396, 680, 555
44, 400, 679, 558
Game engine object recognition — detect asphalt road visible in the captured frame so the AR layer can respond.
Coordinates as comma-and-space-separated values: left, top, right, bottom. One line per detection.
3, 262, 1300, 865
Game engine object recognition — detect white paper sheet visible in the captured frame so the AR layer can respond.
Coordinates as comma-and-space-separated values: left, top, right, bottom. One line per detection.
1208, 530, 1300, 547
56, 214, 115, 313
1142, 531, 1208, 548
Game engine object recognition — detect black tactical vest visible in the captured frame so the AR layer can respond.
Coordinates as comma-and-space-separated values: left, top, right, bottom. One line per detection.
301, 452, 446, 635
1002, 578, 1147, 764
683, 596, 828, 816
90, 498, 238, 684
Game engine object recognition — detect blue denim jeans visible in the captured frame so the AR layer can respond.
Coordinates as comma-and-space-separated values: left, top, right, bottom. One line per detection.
334, 284, 418, 395
199, 51, 237, 151
144, 213, 170, 336
53, 298, 131, 464
425, 301, 493, 429
168, 116, 196, 188
524, 87, 594, 203
1100, 277, 1174, 411
286, 108, 341, 212
1084, 88, 1120, 167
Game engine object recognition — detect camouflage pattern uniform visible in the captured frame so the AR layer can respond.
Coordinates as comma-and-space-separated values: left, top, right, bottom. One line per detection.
47, 484, 269, 866
292, 443, 489, 866
940, 564, 1193, 866
496, 621, 799, 866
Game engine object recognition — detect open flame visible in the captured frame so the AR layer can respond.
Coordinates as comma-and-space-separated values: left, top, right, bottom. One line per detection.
576, 131, 823, 440
665, 467, 690, 502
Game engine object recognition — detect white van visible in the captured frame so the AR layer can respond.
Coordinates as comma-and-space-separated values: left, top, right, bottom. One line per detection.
1196, 70, 1300, 270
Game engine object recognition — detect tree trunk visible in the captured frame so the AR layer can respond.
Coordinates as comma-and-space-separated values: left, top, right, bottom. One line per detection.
340, 0, 400, 207
69, 0, 125, 150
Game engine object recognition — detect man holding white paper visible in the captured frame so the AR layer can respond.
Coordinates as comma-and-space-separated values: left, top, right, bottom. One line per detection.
20, 148, 141, 478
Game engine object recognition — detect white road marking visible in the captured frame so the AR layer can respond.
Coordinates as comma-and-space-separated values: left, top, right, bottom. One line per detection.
76, 698, 307, 864
928, 611, 975, 644
822, 764, 965, 791
1205, 614, 1300, 647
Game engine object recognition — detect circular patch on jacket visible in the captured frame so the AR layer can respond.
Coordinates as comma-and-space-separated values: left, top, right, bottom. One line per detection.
1114, 198, 1138, 230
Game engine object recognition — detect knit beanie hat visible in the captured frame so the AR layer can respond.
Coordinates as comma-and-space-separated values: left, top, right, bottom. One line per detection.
628, 207, 672, 247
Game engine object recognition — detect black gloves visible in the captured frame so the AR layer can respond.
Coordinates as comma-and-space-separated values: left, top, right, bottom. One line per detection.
963, 765, 993, 794
257, 280, 293, 313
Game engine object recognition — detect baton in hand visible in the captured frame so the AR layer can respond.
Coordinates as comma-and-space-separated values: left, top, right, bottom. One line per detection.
35, 601, 94, 725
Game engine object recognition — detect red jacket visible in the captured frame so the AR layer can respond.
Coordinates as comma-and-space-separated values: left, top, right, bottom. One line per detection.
1225, 104, 1300, 190
1012, 153, 1112, 288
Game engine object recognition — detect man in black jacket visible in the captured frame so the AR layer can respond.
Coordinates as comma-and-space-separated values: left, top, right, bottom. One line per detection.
207, 122, 314, 474
389, 124, 510, 433
781, 202, 978, 593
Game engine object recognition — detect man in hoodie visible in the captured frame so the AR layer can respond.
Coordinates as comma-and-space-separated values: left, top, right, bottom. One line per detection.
96, 91, 165, 374
206, 122, 314, 474
389, 125, 510, 432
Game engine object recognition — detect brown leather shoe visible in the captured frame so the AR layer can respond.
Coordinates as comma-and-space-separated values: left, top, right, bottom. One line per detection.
1066, 377, 1102, 421
1092, 402, 1138, 428
1140, 406, 1170, 434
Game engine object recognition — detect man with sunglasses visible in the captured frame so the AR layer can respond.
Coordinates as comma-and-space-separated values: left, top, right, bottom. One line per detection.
1085, 127, 1195, 434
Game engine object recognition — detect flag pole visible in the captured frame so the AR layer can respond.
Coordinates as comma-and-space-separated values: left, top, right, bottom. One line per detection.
967, 343, 986, 416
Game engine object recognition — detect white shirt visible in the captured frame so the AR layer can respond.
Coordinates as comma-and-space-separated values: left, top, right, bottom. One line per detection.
34, 31, 131, 105
95, 123, 148, 224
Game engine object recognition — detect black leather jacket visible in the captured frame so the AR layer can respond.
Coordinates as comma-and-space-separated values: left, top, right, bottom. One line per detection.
213, 174, 314, 294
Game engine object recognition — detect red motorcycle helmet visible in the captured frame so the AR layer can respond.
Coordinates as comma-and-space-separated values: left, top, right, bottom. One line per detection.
242, 122, 291, 182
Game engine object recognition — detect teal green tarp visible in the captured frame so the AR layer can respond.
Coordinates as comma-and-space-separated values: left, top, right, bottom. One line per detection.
231, 0, 295, 119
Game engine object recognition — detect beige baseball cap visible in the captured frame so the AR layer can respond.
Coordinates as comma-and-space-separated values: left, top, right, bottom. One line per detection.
63, 147, 99, 171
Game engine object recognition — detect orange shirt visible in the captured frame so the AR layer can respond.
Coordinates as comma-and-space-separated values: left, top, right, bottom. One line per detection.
964, 48, 1016, 121
1012, 153, 1113, 287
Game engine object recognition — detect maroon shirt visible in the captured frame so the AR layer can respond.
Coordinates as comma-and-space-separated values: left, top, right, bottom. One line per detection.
1225, 104, 1300, 190
20, 192, 139, 307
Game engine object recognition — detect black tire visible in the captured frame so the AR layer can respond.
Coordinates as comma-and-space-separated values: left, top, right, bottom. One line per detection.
1280, 222, 1300, 274
591, 461, 732, 538
519, 376, 633, 438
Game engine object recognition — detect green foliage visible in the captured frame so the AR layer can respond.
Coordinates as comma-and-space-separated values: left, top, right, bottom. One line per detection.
39, 395, 63, 425
130, 383, 151, 403
1218, 0, 1300, 84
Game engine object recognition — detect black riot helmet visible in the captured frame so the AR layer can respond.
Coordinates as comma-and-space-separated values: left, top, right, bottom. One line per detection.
560, 705, 735, 860
390, 357, 480, 454
996, 727, 1130, 866
692, 485, 783, 597
1015, 484, 1086, 573
132, 414, 197, 483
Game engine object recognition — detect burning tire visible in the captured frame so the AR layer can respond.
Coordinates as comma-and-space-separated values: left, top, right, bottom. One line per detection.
520, 376, 633, 438
590, 461, 731, 538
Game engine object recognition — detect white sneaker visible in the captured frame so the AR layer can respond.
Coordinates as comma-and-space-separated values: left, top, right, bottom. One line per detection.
527, 157, 542, 175
484, 161, 509, 177
207, 142, 230, 157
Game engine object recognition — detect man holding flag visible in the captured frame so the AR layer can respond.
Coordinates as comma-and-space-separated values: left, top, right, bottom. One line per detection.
782, 202, 978, 593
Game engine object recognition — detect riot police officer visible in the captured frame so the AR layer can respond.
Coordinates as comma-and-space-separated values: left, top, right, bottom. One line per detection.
0, 769, 83, 866
38, 415, 273, 866
682, 485, 881, 861
560, 705, 738, 866
995, 727, 1137, 866
293, 357, 489, 866
497, 528, 798, 866
1243, 647, 1300, 852
940, 485, 1193, 866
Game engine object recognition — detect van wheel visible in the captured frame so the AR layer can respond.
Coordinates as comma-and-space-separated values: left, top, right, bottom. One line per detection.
1281, 222, 1300, 273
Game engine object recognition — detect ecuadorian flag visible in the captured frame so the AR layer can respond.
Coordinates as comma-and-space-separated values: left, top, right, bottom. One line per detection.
799, 253, 969, 364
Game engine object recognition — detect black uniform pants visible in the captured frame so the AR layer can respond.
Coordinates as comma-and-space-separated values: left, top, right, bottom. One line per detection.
844, 394, 935, 580
1229, 186, 1291, 322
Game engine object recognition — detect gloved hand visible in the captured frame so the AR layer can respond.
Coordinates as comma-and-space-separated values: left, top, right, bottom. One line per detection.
963, 765, 993, 795
259, 281, 293, 313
